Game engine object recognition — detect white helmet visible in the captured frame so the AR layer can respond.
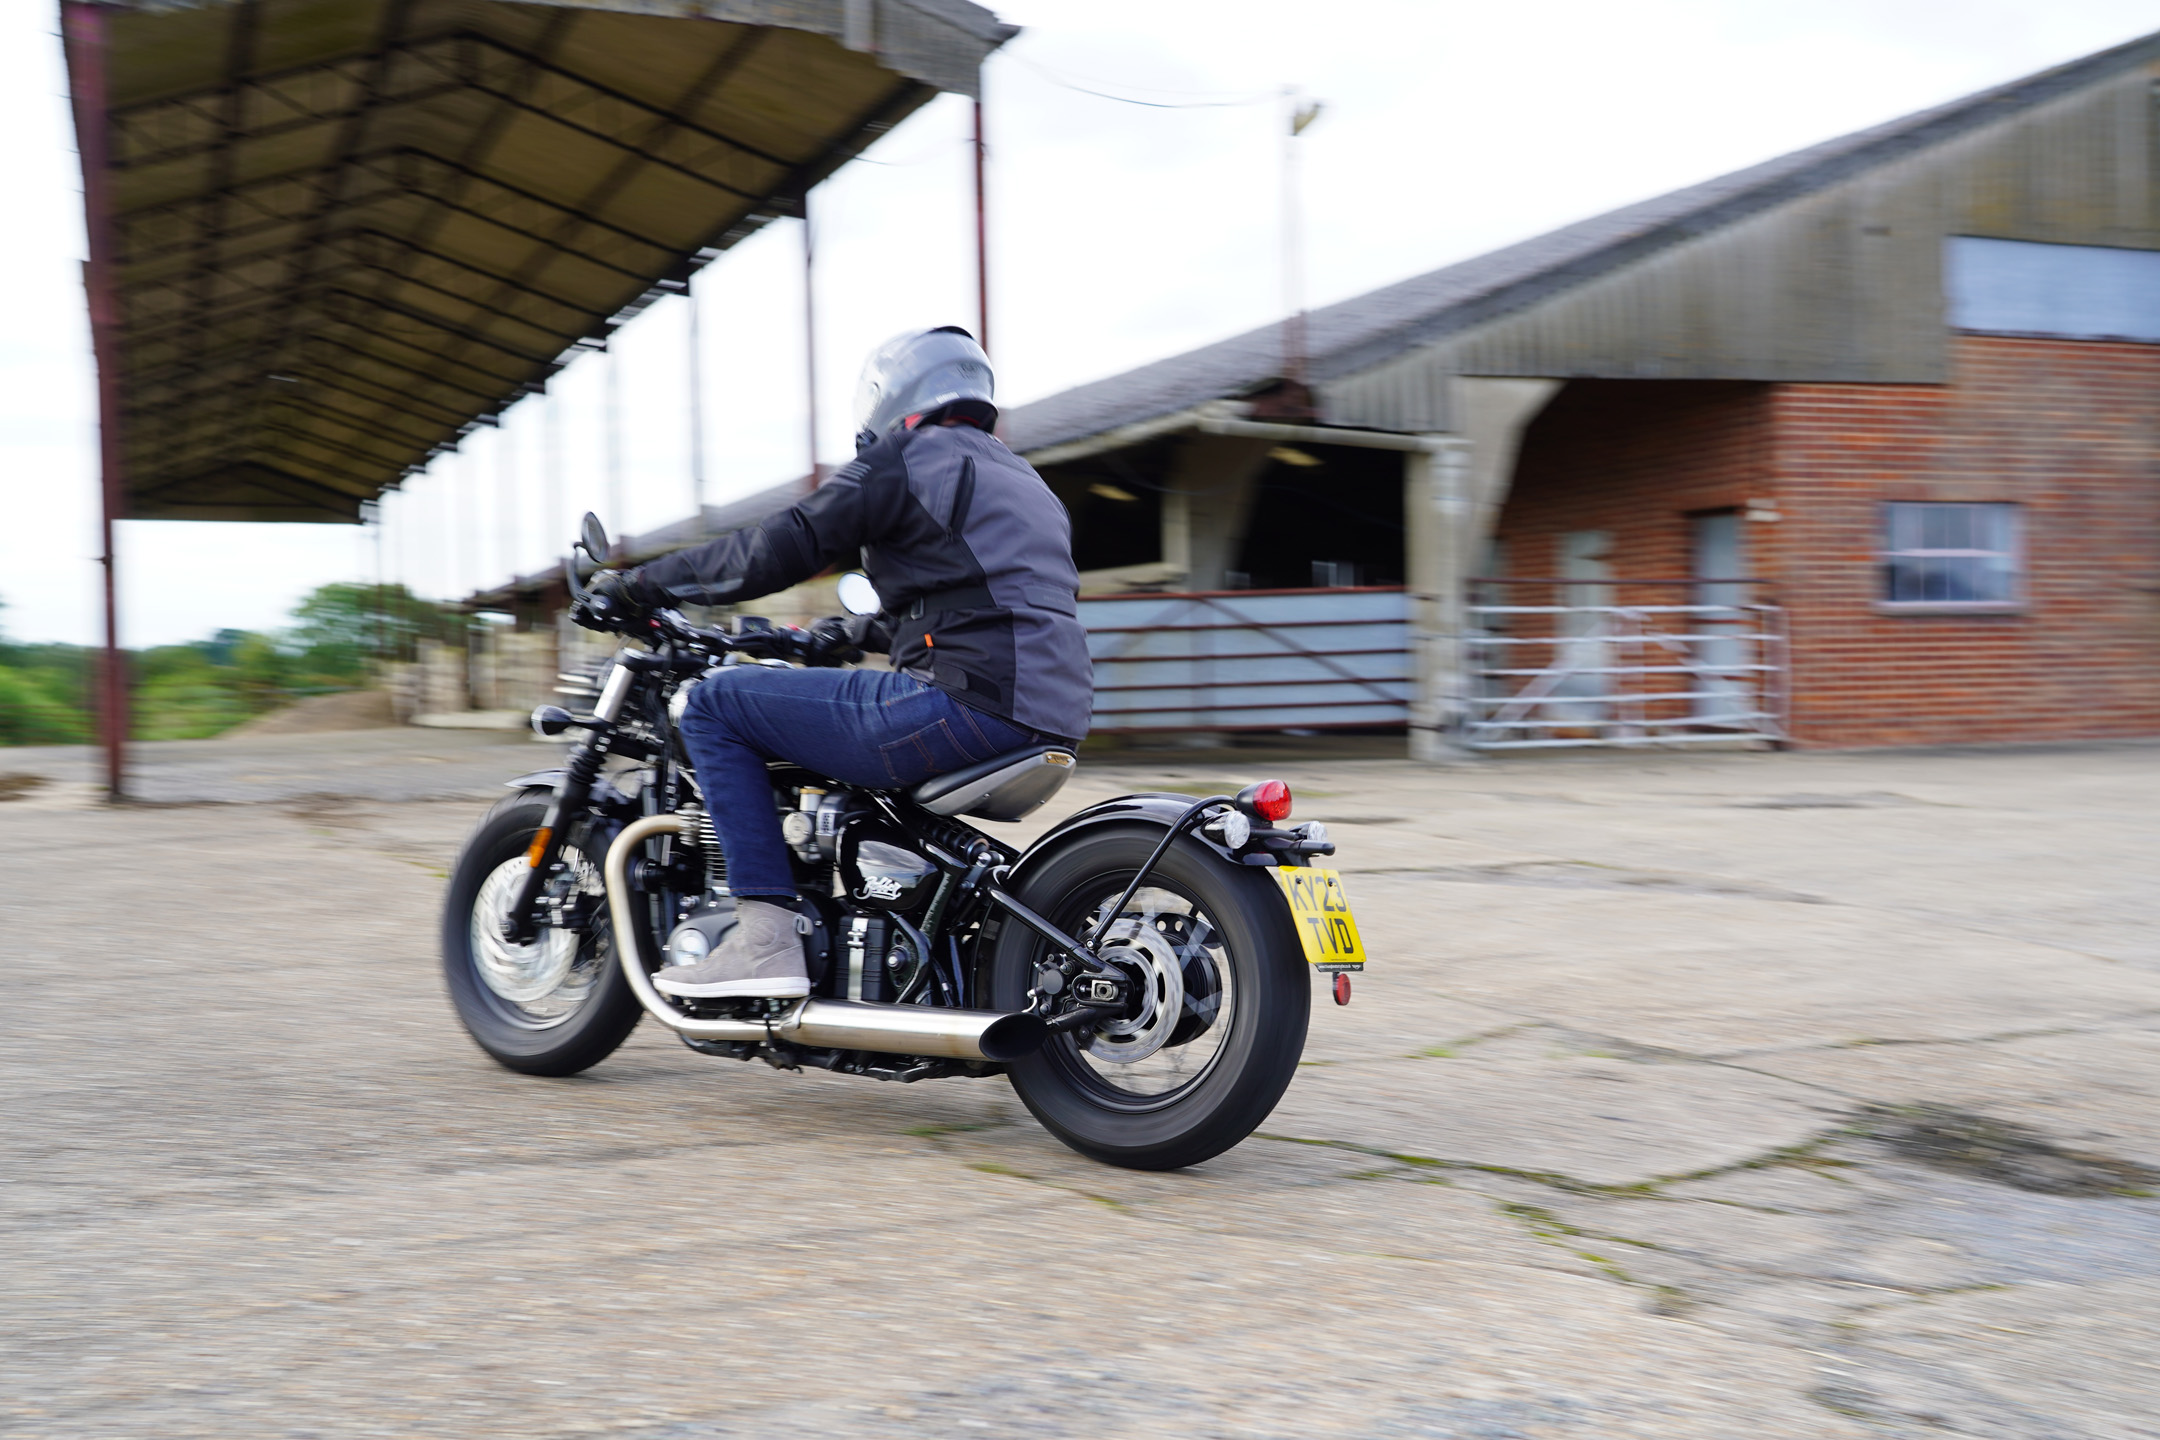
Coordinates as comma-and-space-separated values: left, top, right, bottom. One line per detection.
852, 327, 995, 450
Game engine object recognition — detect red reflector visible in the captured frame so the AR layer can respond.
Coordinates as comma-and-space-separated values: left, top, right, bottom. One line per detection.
1333, 973, 1352, 1006
1252, 779, 1292, 822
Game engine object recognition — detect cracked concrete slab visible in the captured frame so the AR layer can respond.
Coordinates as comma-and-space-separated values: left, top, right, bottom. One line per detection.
1266, 1051, 1838, 1189
1834, 1278, 2160, 1437
4, 733, 2158, 1437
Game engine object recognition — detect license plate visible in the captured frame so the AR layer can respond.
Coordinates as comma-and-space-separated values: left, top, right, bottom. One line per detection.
1268, 867, 1367, 972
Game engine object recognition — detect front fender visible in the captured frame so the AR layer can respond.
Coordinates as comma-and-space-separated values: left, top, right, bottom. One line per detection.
502, 768, 639, 813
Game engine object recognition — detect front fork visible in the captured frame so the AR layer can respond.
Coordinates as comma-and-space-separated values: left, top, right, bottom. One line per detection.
502, 654, 639, 945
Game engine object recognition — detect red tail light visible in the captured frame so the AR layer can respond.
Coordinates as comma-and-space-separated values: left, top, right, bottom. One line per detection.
1237, 779, 1293, 823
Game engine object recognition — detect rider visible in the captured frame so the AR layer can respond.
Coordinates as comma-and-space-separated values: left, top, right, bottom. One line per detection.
598, 327, 1092, 1000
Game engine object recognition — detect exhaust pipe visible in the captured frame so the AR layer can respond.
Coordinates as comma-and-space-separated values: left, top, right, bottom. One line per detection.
603, 814, 1045, 1063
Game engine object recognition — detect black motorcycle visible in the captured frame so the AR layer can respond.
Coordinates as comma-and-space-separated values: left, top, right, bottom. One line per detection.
441, 514, 1365, 1169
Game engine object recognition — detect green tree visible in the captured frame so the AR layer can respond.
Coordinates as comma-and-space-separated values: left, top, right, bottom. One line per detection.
0, 582, 474, 746
290, 582, 467, 668
0, 665, 88, 745
132, 645, 249, 740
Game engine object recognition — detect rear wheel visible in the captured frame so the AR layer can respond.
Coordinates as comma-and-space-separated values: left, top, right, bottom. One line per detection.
441, 794, 644, 1076
992, 827, 1310, 1170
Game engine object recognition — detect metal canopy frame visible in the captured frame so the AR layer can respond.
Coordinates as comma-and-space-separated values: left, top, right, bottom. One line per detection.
61, 0, 1014, 796
67, 0, 1013, 524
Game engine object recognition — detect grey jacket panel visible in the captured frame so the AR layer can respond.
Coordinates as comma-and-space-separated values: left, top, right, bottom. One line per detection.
632, 424, 1094, 743
893, 427, 1093, 739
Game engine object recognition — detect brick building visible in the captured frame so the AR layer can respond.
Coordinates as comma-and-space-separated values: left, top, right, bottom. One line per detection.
995, 32, 2160, 753
1499, 338, 2160, 746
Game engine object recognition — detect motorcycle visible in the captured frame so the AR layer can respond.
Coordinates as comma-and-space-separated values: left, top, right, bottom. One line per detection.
441, 514, 1365, 1169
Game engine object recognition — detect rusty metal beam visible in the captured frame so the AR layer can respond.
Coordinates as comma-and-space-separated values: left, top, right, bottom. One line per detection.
61, 1, 128, 801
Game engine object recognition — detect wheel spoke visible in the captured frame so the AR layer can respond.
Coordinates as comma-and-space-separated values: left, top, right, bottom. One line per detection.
469, 848, 608, 1027
1065, 883, 1236, 1104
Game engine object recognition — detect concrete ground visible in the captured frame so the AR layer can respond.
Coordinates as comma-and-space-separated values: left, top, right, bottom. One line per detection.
4, 730, 2158, 1438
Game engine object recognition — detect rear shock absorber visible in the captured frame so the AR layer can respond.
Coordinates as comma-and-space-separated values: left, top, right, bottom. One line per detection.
917, 814, 1008, 866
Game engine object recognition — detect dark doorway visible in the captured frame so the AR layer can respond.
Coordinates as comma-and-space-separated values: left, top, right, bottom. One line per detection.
1037, 436, 1175, 574
1235, 443, 1404, 588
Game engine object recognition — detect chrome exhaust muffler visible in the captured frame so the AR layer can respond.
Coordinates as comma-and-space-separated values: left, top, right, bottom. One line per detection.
603, 814, 1044, 1063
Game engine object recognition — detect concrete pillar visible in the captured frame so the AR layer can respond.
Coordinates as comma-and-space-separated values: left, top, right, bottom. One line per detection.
1407, 378, 1561, 762
1159, 436, 1274, 589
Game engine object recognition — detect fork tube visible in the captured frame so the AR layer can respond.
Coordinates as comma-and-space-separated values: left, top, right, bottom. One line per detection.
503, 654, 631, 942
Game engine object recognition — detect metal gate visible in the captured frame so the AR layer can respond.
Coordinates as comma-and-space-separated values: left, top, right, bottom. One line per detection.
1464, 578, 1787, 749
1078, 587, 1409, 733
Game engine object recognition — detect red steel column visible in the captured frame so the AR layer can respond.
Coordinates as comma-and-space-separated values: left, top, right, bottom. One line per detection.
62, 2, 129, 801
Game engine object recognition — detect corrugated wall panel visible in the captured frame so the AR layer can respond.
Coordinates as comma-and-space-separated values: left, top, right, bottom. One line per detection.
1080, 589, 1410, 732
1322, 70, 2160, 435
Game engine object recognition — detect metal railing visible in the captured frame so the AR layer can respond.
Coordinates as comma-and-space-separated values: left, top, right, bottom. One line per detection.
1078, 587, 1409, 733
1464, 578, 1787, 749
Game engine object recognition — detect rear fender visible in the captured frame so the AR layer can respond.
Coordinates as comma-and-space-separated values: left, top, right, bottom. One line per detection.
980, 793, 1281, 1003
1014, 792, 1249, 873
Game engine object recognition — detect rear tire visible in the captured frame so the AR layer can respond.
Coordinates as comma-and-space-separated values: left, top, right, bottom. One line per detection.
993, 826, 1310, 1170
441, 794, 644, 1076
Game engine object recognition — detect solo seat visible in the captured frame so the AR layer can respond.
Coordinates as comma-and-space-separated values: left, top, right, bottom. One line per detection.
909, 746, 1077, 822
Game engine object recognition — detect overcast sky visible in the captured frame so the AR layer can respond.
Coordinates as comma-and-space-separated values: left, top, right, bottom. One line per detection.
3, 0, 2154, 647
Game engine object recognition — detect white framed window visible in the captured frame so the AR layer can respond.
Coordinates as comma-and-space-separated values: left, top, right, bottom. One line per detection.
1880, 502, 2021, 608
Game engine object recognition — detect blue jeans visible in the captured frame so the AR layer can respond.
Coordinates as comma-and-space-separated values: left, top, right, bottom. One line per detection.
677, 667, 1042, 898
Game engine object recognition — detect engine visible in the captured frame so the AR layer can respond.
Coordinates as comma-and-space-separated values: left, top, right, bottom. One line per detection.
825, 822, 938, 1001
661, 788, 953, 1005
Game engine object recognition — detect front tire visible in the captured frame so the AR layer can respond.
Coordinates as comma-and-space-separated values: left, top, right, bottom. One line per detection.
993, 827, 1310, 1170
441, 794, 644, 1076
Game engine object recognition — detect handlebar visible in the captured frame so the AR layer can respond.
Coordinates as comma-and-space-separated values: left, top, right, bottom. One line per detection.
581, 592, 853, 667
564, 548, 860, 665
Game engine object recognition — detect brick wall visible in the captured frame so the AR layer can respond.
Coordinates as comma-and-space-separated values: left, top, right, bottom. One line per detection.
1491, 339, 2160, 747
1774, 335, 2160, 746
1500, 379, 1775, 582
1493, 380, 1781, 735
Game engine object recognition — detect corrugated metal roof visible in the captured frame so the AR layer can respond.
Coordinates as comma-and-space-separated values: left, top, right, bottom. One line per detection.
1003, 27, 2160, 453
70, 0, 1013, 524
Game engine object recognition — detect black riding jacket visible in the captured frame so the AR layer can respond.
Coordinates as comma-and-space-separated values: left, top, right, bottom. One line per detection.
631, 423, 1093, 743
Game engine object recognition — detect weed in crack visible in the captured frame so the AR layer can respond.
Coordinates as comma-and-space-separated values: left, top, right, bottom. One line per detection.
967, 1160, 1131, 1215
1492, 1200, 1689, 1308
1260, 1128, 1856, 1199
904, 1121, 1007, 1139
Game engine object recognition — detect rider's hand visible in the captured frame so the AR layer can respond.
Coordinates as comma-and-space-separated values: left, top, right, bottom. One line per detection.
577, 569, 648, 629
805, 615, 863, 664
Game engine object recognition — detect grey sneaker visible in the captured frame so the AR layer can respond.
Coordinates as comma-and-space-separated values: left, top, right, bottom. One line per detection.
654, 899, 812, 999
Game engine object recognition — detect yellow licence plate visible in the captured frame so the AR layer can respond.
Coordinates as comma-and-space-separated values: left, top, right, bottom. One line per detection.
1268, 867, 1367, 972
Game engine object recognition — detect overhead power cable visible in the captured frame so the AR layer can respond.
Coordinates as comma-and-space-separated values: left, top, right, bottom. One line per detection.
1008, 54, 1276, 109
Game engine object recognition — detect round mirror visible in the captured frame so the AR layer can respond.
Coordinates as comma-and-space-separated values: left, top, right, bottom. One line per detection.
835, 572, 882, 616
578, 511, 610, 562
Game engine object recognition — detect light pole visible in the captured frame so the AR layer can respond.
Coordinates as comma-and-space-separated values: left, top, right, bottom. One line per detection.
1281, 90, 1323, 392
688, 270, 707, 527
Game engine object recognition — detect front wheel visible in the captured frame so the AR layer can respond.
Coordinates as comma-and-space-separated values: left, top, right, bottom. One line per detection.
992, 827, 1311, 1170
441, 794, 645, 1076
